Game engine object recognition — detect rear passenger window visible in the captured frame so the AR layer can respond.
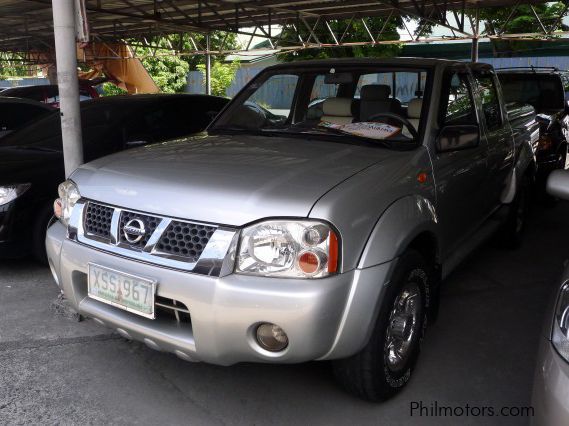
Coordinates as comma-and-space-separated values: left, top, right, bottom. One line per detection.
473, 72, 502, 130
441, 71, 477, 126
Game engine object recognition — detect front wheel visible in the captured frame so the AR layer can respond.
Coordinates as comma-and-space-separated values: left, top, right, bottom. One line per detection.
32, 202, 55, 264
333, 250, 429, 401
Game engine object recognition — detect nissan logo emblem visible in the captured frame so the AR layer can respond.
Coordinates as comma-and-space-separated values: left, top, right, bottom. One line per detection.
123, 218, 146, 244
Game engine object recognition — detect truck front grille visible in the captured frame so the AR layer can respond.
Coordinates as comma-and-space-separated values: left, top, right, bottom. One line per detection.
155, 221, 216, 262
84, 202, 113, 239
79, 200, 227, 275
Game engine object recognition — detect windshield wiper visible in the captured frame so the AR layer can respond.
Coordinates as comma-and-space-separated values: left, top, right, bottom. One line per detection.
210, 126, 287, 137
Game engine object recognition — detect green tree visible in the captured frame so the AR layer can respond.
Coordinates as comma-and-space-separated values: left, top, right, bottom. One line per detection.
0, 53, 33, 78
141, 52, 189, 93
131, 32, 239, 93
100, 82, 127, 96
197, 60, 239, 97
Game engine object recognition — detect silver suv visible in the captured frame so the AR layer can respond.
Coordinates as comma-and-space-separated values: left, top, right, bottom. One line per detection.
46, 58, 537, 401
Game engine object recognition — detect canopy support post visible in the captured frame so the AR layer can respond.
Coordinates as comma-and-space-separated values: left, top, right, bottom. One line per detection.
205, 34, 212, 95
52, 0, 83, 177
471, 5, 480, 62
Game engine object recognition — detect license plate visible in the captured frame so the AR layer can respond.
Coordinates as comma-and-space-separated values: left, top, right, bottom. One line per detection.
88, 264, 156, 319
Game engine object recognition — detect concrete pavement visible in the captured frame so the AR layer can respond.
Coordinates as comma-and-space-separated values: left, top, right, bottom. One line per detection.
1, 202, 567, 425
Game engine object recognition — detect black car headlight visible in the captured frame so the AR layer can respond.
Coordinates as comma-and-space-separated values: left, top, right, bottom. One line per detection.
552, 282, 569, 362
0, 184, 31, 207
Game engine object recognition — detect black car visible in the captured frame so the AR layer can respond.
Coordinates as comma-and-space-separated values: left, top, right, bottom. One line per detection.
497, 67, 569, 183
0, 97, 56, 138
1, 82, 100, 107
0, 94, 228, 261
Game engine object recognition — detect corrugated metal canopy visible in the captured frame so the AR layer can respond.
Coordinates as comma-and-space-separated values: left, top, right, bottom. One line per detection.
0, 0, 552, 54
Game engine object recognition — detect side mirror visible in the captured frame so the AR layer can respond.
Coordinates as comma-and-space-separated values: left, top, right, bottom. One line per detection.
547, 169, 569, 200
436, 124, 480, 153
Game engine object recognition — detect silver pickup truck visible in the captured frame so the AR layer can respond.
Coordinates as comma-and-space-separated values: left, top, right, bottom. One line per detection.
46, 58, 538, 401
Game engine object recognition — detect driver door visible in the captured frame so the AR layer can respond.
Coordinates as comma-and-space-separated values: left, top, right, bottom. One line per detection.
431, 66, 490, 258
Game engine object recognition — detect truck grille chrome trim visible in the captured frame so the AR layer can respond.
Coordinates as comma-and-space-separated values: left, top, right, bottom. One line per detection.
73, 200, 238, 277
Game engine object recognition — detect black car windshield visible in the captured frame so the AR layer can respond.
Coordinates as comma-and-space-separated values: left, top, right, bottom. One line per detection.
498, 73, 565, 112
211, 66, 430, 146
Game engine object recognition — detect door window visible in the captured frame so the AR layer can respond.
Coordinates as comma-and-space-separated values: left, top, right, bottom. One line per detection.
440, 70, 477, 126
473, 72, 503, 131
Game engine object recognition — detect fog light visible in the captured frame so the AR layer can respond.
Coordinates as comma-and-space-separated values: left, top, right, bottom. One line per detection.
256, 323, 288, 352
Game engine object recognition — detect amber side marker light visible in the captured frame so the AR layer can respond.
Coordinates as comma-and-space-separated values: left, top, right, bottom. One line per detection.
417, 172, 428, 184
328, 231, 339, 273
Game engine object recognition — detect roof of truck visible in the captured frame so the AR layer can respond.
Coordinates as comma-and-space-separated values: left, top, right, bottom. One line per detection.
263, 57, 491, 71
496, 67, 569, 75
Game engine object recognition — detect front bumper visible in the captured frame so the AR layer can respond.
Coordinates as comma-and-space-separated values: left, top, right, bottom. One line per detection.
531, 338, 569, 425
46, 221, 394, 365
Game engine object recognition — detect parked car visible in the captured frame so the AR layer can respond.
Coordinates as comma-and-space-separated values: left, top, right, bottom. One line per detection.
532, 169, 569, 424
0, 94, 228, 261
497, 67, 569, 184
46, 58, 537, 401
0, 80, 100, 107
0, 97, 56, 138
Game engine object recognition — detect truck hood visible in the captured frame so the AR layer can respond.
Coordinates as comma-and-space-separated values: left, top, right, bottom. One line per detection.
72, 134, 389, 226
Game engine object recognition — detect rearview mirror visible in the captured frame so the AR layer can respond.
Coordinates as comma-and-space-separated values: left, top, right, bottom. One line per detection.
547, 169, 569, 200
436, 124, 480, 153
324, 72, 353, 85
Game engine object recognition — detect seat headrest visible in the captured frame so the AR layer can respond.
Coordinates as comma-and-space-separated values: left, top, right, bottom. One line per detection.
361, 85, 391, 100
408, 98, 423, 119
322, 98, 353, 117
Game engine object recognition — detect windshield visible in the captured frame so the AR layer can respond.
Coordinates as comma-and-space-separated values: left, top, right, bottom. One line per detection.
498, 73, 565, 111
211, 66, 430, 147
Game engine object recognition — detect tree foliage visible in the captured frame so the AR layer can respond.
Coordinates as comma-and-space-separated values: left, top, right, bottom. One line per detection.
132, 32, 238, 94
0, 53, 34, 79
141, 53, 189, 93
100, 82, 128, 96
197, 60, 239, 97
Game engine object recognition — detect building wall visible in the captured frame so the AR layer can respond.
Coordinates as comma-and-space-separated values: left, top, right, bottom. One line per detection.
477, 56, 569, 70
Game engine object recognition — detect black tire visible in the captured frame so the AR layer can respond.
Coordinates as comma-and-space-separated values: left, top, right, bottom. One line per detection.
333, 250, 429, 402
498, 176, 531, 249
32, 202, 55, 265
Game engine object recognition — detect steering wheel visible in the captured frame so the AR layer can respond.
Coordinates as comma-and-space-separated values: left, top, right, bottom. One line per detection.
366, 112, 419, 139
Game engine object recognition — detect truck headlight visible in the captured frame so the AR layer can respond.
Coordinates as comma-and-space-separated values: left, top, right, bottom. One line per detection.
552, 282, 569, 362
0, 184, 31, 206
236, 220, 339, 278
54, 180, 80, 226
